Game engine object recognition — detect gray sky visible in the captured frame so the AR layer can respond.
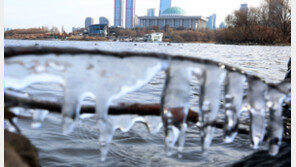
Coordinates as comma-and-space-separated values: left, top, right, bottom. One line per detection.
4, 0, 263, 32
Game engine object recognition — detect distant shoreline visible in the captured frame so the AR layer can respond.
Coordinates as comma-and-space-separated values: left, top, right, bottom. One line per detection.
4, 38, 291, 46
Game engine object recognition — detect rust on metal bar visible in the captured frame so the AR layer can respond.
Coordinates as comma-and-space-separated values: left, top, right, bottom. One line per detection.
4, 92, 199, 123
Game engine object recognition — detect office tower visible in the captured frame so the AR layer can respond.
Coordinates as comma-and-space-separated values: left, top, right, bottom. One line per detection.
240, 3, 248, 12
134, 15, 139, 27
219, 22, 226, 29
147, 8, 155, 17
114, 0, 124, 27
100, 17, 110, 26
213, 14, 216, 29
126, 0, 136, 28
159, 0, 171, 16
85, 17, 94, 28
206, 14, 216, 30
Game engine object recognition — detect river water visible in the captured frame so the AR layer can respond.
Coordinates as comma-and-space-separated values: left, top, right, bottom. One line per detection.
4, 40, 291, 167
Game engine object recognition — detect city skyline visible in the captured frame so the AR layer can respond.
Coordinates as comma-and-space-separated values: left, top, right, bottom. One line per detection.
4, 0, 263, 32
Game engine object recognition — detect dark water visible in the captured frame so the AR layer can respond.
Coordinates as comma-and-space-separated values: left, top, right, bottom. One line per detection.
4, 40, 290, 167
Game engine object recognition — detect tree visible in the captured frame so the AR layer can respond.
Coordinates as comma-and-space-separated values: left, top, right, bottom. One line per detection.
50, 26, 60, 34
265, 0, 291, 37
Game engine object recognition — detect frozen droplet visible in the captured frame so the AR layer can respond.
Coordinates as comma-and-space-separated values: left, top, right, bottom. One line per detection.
165, 125, 180, 156
144, 116, 163, 134
177, 123, 187, 157
62, 116, 75, 135
112, 115, 145, 132
31, 109, 48, 128
97, 118, 114, 162
5, 118, 19, 133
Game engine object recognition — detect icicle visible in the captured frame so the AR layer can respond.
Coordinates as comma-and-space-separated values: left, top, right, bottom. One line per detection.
5, 117, 19, 133
246, 78, 267, 149
92, 57, 163, 161
97, 118, 114, 162
224, 72, 246, 143
161, 62, 192, 156
111, 115, 146, 132
62, 91, 96, 134
143, 116, 163, 134
200, 65, 226, 152
266, 80, 290, 156
61, 89, 81, 135
201, 101, 215, 154
31, 109, 49, 128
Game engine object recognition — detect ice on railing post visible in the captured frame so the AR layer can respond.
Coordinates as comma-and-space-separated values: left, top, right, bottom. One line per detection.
224, 72, 246, 143
161, 62, 192, 157
266, 80, 290, 156
200, 65, 226, 152
246, 78, 267, 149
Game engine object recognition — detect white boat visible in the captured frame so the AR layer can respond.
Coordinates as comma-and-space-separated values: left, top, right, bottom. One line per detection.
144, 33, 163, 42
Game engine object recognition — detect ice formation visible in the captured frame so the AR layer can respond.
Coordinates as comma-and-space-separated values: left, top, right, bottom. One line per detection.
200, 65, 226, 152
266, 80, 290, 156
160, 61, 193, 156
246, 78, 267, 149
223, 72, 246, 143
4, 48, 291, 161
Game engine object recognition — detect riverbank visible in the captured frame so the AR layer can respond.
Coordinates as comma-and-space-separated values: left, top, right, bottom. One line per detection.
5, 27, 291, 46
5, 38, 291, 46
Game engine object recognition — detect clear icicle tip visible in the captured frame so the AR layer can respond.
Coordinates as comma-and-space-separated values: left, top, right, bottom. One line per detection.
31, 110, 48, 129
165, 126, 180, 156
62, 117, 75, 135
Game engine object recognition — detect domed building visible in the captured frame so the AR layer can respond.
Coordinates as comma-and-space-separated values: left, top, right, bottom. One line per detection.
138, 7, 207, 30
161, 7, 187, 16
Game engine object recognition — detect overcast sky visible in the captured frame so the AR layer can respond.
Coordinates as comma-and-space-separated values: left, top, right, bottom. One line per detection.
4, 0, 263, 32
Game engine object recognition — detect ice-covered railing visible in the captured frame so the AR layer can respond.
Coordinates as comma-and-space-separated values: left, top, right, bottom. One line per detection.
4, 47, 291, 161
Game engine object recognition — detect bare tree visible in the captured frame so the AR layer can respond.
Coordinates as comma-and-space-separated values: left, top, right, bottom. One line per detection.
266, 0, 291, 37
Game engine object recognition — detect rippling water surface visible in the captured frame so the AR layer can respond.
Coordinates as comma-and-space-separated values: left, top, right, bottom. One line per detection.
4, 40, 291, 167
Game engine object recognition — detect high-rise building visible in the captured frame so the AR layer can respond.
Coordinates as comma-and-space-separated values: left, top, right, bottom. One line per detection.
240, 3, 248, 12
134, 15, 139, 27
100, 17, 110, 26
159, 0, 171, 16
206, 14, 216, 30
114, 0, 124, 27
126, 0, 136, 28
85, 17, 94, 28
147, 8, 155, 17
219, 22, 226, 29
